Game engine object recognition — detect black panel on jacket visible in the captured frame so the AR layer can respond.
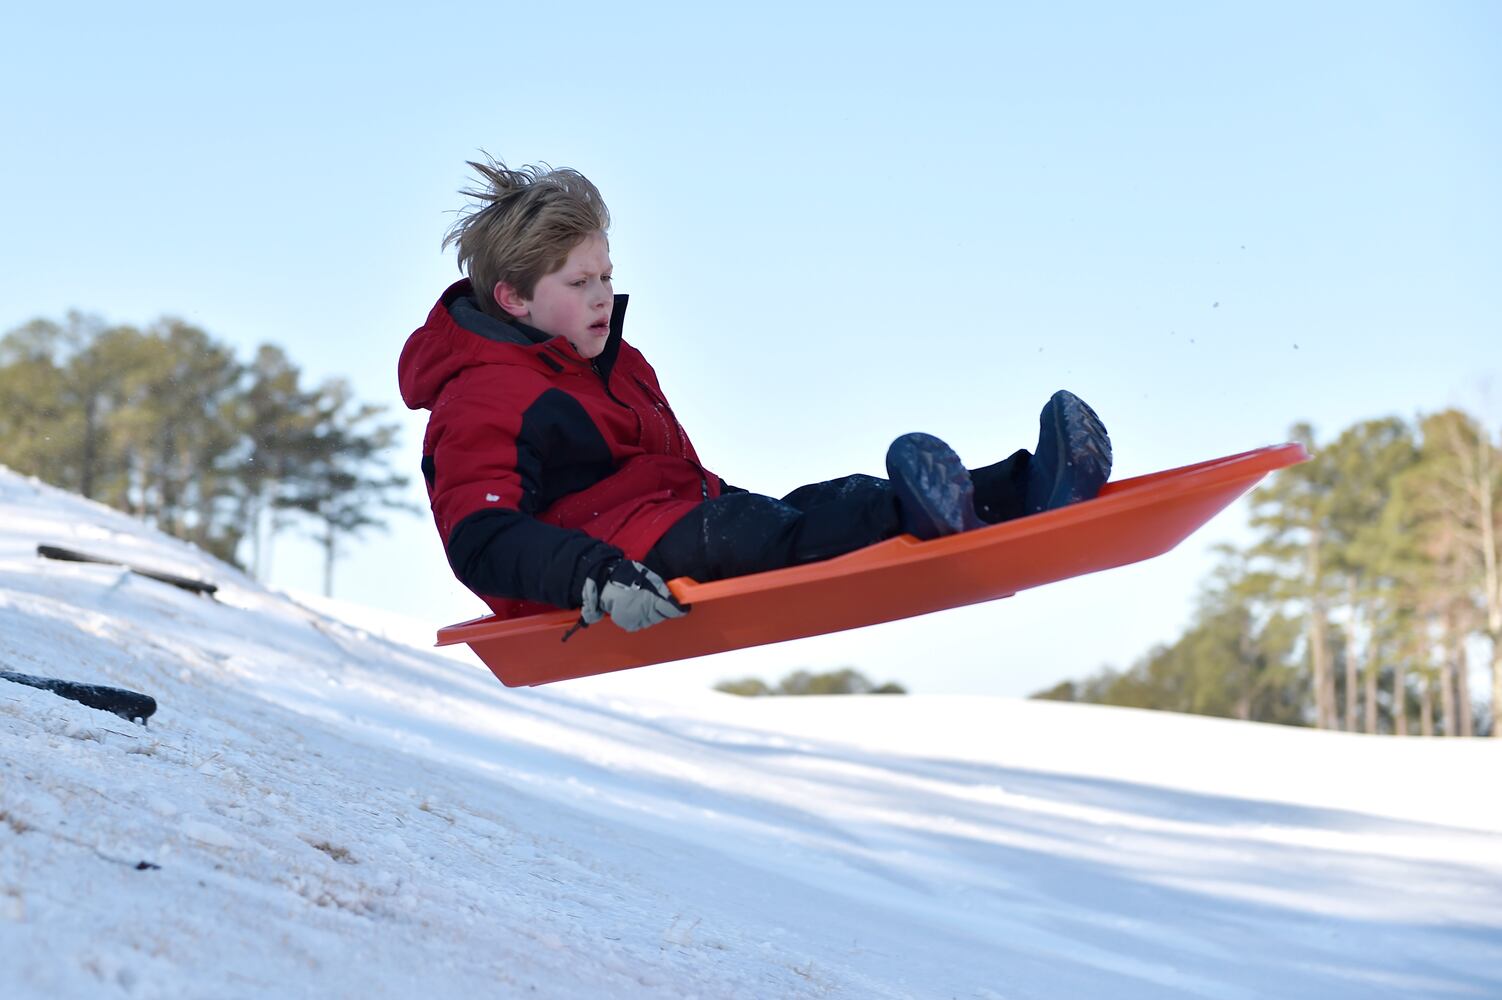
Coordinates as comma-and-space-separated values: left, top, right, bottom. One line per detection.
446, 508, 622, 608
517, 388, 619, 513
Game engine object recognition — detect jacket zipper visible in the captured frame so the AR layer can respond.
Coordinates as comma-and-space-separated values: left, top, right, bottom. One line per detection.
632, 374, 707, 498
590, 359, 633, 411
586, 359, 708, 500
632, 375, 687, 459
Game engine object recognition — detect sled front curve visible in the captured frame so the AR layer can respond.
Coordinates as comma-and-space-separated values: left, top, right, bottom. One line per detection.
436, 443, 1309, 687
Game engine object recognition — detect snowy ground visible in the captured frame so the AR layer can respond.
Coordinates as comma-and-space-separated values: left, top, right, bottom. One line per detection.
1, 468, 1500, 999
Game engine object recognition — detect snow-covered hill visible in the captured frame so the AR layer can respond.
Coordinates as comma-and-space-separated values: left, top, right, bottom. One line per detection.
1, 468, 1499, 999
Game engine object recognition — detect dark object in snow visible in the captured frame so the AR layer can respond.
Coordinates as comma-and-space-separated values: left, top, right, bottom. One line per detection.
0, 669, 158, 725
135, 861, 161, 871
36, 544, 218, 597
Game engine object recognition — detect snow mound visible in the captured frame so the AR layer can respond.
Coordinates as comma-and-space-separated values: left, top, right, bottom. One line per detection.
1, 467, 1499, 999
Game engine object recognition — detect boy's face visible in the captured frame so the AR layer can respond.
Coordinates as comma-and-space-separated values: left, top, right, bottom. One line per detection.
496, 231, 614, 359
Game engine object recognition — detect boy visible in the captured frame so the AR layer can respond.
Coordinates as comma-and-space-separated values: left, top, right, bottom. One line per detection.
398, 159, 1111, 636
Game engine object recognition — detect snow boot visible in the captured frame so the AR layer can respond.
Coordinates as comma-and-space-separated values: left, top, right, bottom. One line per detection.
886, 433, 985, 540
1025, 390, 1113, 515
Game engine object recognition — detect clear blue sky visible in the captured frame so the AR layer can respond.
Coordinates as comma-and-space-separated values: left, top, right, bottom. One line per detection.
3, 1, 1497, 696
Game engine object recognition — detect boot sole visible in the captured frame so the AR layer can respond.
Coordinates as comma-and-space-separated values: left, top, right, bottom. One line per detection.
1027, 391, 1113, 514
886, 433, 983, 540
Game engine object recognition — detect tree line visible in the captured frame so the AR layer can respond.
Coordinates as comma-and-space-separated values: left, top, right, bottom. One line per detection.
717, 668, 907, 696
0, 312, 412, 594
1034, 410, 1502, 737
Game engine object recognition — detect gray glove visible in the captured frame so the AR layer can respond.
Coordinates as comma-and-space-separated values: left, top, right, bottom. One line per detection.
571, 559, 689, 637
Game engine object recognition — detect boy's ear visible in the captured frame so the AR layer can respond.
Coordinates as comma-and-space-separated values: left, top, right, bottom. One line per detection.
493, 280, 530, 320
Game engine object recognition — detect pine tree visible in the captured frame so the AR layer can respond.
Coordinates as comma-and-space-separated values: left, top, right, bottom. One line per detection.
279, 378, 415, 597
1322, 418, 1420, 732
1248, 423, 1340, 728
0, 318, 78, 484
229, 344, 324, 579
1405, 411, 1501, 735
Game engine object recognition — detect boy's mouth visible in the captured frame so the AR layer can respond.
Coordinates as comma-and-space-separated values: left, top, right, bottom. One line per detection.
589, 319, 609, 333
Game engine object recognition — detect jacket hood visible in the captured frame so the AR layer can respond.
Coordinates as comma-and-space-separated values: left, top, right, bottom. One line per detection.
398, 278, 629, 410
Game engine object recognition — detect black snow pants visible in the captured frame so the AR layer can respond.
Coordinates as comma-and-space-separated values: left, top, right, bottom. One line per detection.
642, 449, 1032, 584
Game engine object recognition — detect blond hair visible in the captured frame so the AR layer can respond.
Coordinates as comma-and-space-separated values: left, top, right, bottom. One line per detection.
443, 156, 612, 320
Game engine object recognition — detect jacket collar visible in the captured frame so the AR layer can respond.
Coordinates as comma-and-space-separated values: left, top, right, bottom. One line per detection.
443, 279, 629, 380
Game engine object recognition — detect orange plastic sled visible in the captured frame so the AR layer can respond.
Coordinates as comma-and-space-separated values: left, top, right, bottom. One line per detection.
437, 443, 1309, 687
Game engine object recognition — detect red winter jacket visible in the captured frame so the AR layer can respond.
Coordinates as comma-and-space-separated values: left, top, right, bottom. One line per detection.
398, 279, 724, 620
